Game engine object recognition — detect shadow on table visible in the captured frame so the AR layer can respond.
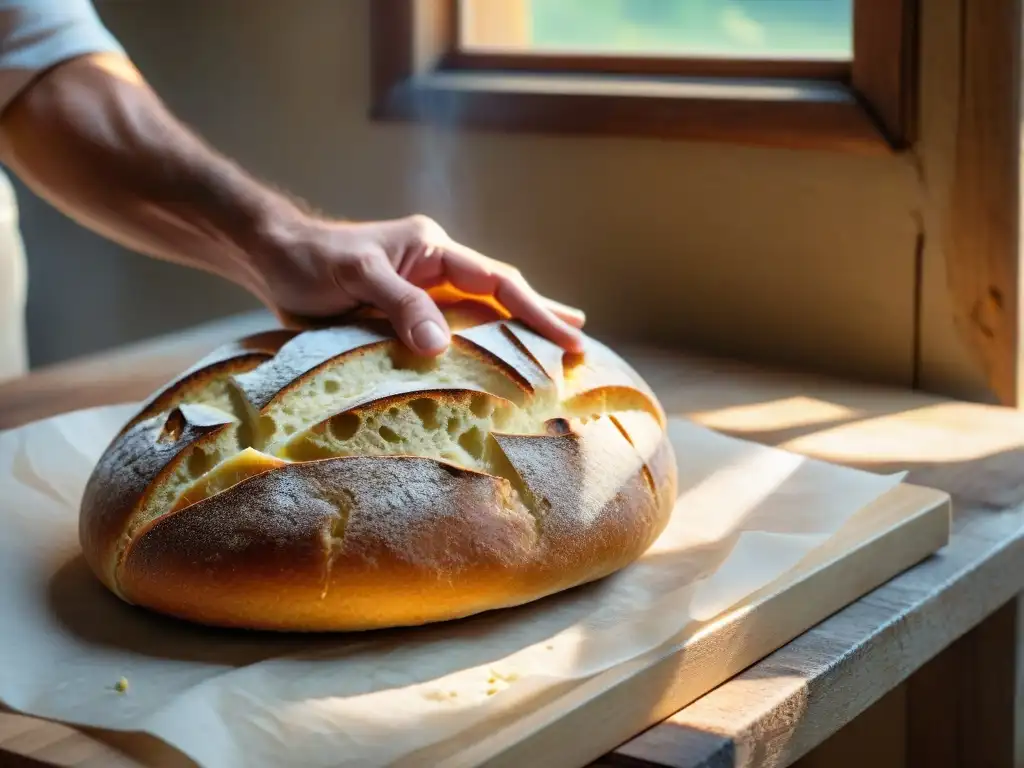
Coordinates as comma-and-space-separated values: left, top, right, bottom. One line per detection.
42, 544, 721, 766
47, 553, 622, 672
34, 347, 1024, 766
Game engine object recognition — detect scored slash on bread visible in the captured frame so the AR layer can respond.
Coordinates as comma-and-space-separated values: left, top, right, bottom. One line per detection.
122, 328, 298, 435
79, 306, 677, 632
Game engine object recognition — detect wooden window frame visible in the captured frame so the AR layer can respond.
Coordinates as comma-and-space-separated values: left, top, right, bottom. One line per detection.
370, 0, 918, 153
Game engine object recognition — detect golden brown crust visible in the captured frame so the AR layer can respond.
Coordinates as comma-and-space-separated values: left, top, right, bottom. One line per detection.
120, 457, 539, 631
120, 461, 339, 630
79, 404, 234, 595
124, 329, 297, 433
564, 335, 665, 422
80, 310, 678, 632
502, 322, 566, 385
454, 323, 552, 394
490, 417, 667, 590
119, 422, 661, 632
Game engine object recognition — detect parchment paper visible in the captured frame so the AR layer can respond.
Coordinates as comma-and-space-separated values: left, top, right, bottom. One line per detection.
0, 403, 906, 768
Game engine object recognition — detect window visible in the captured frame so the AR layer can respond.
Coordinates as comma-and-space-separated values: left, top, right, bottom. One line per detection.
371, 0, 917, 152
459, 0, 852, 60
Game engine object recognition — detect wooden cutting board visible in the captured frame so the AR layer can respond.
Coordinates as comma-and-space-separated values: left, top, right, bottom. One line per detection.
0, 317, 958, 768
0, 480, 949, 768
446, 481, 951, 768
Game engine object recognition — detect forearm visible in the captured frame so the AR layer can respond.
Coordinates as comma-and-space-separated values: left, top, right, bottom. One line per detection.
0, 52, 299, 299
0, 49, 586, 352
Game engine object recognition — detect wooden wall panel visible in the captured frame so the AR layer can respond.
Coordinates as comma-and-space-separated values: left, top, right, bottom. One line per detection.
919, 0, 1024, 405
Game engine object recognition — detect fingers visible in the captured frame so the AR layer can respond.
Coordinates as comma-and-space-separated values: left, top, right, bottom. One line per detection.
542, 296, 586, 329
383, 214, 587, 353
348, 256, 452, 356
405, 238, 586, 353
495, 276, 585, 353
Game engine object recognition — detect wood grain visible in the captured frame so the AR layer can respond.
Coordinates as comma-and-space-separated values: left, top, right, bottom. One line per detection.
442, 51, 850, 83
368, 0, 902, 153
453, 485, 948, 768
376, 72, 888, 153
906, 597, 1018, 768
942, 0, 1024, 406
613, 508, 1024, 768
852, 0, 919, 146
2, 312, 1024, 768
791, 684, 907, 768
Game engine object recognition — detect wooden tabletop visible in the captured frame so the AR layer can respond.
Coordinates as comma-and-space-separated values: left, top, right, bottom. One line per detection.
3, 312, 1024, 768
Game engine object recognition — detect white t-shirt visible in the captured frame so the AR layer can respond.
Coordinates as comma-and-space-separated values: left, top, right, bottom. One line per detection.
0, 0, 124, 113
0, 0, 124, 380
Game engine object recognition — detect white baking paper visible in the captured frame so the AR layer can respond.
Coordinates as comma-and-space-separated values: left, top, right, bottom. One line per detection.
0, 404, 906, 768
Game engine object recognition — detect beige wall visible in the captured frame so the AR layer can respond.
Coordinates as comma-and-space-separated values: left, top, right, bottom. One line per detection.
12, 0, 990, 401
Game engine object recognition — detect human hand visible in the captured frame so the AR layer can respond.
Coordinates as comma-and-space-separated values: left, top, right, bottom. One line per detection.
248, 214, 586, 356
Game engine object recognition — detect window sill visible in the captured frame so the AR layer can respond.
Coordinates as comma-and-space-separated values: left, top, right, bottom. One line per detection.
371, 70, 897, 154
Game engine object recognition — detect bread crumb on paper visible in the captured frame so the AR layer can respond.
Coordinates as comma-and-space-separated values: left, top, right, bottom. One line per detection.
482, 667, 520, 698
489, 668, 519, 684
422, 688, 461, 704
77, 313, 676, 636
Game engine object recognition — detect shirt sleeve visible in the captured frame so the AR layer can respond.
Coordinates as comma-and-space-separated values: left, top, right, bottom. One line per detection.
0, 0, 125, 115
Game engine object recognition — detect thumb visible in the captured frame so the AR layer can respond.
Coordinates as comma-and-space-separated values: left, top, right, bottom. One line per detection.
357, 261, 451, 356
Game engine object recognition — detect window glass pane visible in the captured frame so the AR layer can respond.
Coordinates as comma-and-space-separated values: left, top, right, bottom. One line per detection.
460, 0, 853, 60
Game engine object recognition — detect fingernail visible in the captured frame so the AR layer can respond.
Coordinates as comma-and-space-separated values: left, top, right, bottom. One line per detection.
411, 320, 449, 352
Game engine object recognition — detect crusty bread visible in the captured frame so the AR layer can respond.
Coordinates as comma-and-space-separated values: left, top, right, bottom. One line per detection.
79, 303, 677, 632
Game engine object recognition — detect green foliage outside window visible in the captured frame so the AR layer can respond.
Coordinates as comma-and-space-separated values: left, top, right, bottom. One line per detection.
527, 0, 852, 59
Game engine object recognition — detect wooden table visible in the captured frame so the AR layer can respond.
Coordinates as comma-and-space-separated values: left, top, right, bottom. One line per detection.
2, 311, 1024, 768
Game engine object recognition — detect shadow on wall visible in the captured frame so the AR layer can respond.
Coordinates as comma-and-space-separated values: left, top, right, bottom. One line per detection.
21, 0, 917, 393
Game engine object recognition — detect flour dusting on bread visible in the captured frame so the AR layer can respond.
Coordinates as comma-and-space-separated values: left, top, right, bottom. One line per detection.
78, 310, 676, 632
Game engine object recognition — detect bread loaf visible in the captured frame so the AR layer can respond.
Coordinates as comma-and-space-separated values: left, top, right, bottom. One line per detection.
79, 303, 677, 632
